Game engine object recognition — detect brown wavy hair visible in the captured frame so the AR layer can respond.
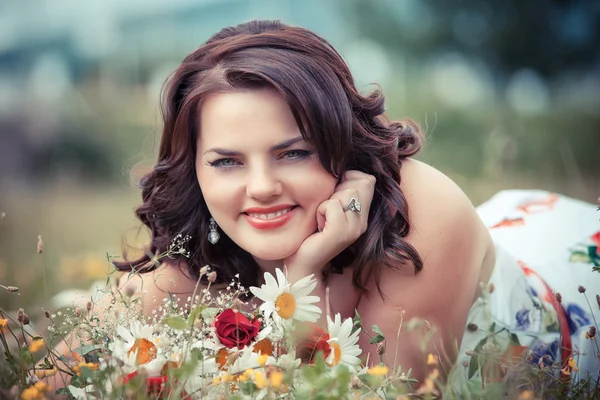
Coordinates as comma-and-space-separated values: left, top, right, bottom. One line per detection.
114, 20, 424, 299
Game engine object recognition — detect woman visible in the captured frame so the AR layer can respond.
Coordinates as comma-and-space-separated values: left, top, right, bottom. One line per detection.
108, 19, 494, 383
105, 20, 599, 392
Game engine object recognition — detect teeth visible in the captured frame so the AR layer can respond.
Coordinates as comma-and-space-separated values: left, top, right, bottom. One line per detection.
248, 207, 292, 220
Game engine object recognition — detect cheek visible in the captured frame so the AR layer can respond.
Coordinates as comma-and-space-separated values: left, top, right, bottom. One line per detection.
299, 170, 337, 202
196, 171, 241, 214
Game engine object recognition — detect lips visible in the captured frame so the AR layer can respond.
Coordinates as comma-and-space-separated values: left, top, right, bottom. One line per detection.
243, 205, 297, 230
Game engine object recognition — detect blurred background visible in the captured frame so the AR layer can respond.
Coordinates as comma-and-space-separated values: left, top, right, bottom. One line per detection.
1, 0, 599, 314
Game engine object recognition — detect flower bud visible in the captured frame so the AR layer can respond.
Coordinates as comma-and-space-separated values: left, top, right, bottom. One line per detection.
555, 292, 562, 303
578, 285, 586, 293
586, 326, 596, 339
86, 301, 93, 313
377, 342, 385, 356
43, 309, 51, 318
17, 308, 24, 323
462, 359, 469, 368
5, 286, 19, 293
596, 294, 600, 310
207, 271, 217, 283
467, 323, 478, 332
465, 350, 474, 356
37, 235, 44, 254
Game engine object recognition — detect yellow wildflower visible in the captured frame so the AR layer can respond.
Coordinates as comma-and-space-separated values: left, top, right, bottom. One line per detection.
28, 339, 45, 353
561, 355, 579, 376
0, 318, 7, 333
427, 353, 438, 366
257, 353, 269, 366
21, 382, 51, 400
254, 371, 268, 389
366, 365, 388, 376
73, 362, 99, 376
243, 368, 254, 379
269, 370, 284, 389
35, 366, 58, 379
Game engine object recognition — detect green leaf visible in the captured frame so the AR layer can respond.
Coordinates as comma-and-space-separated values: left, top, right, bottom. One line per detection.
509, 333, 520, 346
371, 324, 385, 338
369, 334, 385, 344
570, 251, 591, 264
353, 309, 362, 329
164, 316, 187, 330
55, 387, 72, 396
71, 344, 102, 356
79, 365, 95, 380
588, 246, 600, 267
468, 336, 488, 379
186, 305, 206, 326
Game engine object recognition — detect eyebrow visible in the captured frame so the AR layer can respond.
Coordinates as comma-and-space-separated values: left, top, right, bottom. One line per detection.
203, 135, 305, 156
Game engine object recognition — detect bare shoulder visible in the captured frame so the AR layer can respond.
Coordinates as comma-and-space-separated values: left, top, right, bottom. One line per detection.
105, 264, 224, 318
356, 159, 495, 374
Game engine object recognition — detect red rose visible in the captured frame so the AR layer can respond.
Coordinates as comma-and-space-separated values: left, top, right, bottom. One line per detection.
214, 309, 261, 349
295, 325, 331, 364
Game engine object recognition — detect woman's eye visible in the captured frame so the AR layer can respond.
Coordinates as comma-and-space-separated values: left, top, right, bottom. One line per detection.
282, 150, 312, 160
208, 158, 239, 168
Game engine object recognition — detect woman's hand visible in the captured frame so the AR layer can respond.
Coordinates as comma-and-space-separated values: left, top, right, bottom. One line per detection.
283, 170, 376, 282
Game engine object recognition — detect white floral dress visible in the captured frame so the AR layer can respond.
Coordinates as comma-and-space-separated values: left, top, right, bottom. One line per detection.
458, 190, 600, 386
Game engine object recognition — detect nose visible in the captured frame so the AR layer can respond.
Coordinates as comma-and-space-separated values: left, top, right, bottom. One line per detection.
245, 165, 282, 201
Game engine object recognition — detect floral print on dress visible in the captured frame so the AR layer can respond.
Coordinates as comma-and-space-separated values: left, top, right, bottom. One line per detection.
489, 193, 560, 229
564, 303, 592, 335
568, 231, 600, 268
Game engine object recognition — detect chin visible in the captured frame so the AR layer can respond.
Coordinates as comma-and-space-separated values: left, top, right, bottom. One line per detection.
240, 240, 301, 262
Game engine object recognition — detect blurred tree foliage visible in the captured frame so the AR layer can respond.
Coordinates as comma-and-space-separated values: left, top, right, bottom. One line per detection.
346, 0, 600, 80
343, 0, 600, 181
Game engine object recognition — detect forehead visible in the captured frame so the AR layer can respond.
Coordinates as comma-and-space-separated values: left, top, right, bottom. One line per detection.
198, 88, 302, 145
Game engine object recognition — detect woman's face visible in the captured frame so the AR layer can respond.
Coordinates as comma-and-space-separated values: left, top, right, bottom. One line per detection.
195, 88, 337, 263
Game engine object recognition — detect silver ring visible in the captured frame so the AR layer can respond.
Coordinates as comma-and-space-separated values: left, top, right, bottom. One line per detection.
344, 197, 362, 215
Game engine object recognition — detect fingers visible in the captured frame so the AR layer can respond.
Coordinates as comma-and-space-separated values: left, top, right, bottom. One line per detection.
339, 170, 376, 187
319, 190, 365, 238
316, 198, 347, 233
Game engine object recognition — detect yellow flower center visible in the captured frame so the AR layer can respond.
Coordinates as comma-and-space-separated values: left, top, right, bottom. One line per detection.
326, 342, 342, 366
275, 292, 296, 320
128, 338, 157, 365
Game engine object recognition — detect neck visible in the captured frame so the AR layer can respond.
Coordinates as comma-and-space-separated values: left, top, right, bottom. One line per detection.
252, 257, 285, 284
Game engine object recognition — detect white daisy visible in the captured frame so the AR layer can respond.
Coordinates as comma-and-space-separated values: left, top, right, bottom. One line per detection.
182, 356, 219, 396
325, 313, 362, 372
68, 385, 95, 400
275, 353, 302, 371
221, 346, 262, 375
108, 320, 166, 376
249, 268, 322, 325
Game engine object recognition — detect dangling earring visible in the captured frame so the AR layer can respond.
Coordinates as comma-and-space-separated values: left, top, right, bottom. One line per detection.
208, 217, 220, 244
